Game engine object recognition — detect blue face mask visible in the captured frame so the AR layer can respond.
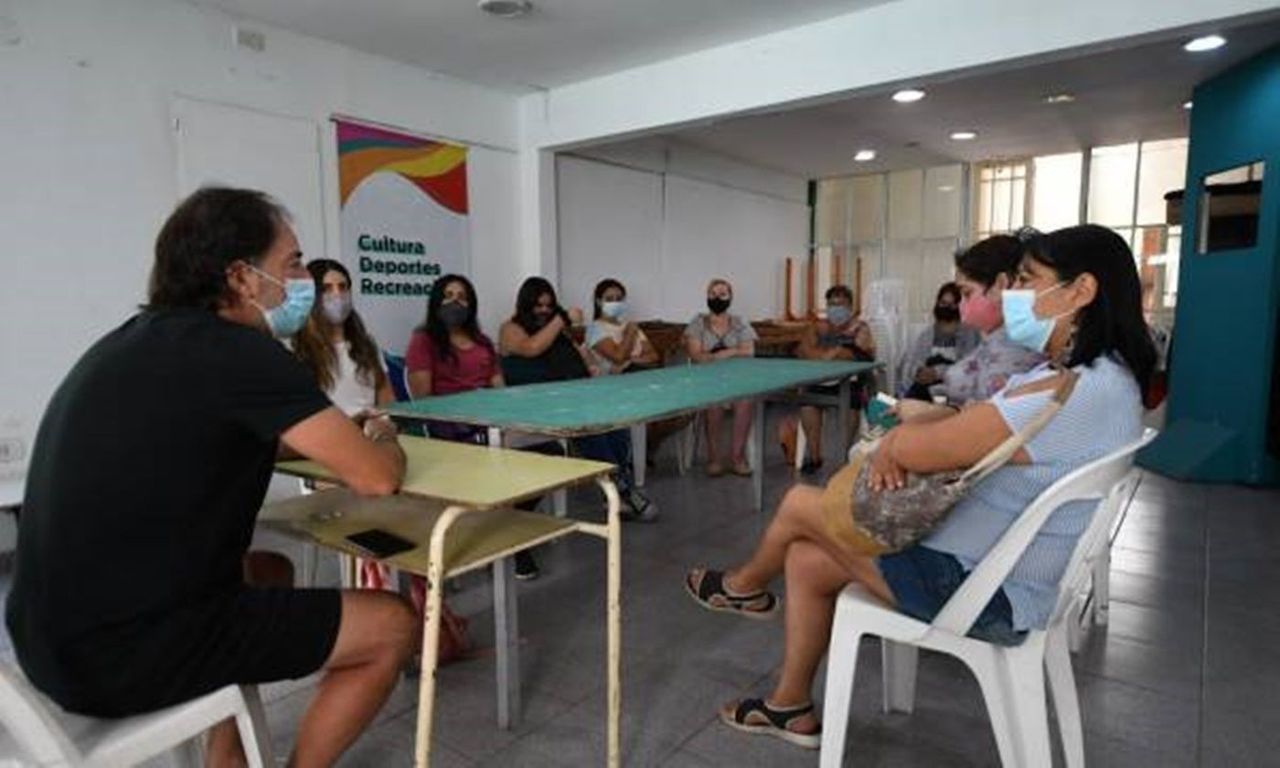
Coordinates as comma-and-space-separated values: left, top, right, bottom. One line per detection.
250, 266, 315, 338
1001, 283, 1066, 353
826, 305, 853, 326
600, 300, 627, 320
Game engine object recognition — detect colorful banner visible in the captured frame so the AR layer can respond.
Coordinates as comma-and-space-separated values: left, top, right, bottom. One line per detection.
335, 119, 470, 355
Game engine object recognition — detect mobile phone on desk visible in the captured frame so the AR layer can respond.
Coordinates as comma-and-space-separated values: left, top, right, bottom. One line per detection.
345, 528, 417, 559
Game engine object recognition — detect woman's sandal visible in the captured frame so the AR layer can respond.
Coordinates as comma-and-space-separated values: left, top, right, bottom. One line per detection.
684, 568, 778, 620
719, 697, 822, 749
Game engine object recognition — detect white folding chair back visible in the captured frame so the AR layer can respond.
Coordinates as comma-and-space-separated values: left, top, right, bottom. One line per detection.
820, 428, 1156, 768
0, 663, 273, 767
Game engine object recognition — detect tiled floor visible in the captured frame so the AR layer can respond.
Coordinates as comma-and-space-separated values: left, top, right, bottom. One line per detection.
6, 418, 1280, 766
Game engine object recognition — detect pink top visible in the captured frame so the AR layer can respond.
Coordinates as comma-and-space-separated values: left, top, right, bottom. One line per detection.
405, 330, 498, 395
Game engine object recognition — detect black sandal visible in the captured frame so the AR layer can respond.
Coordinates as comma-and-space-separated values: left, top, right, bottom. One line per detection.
720, 697, 822, 749
684, 568, 778, 620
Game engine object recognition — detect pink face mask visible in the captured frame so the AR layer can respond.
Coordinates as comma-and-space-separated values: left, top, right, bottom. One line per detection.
960, 290, 1003, 333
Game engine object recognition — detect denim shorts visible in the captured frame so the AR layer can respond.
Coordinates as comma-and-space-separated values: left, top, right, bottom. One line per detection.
877, 546, 1026, 646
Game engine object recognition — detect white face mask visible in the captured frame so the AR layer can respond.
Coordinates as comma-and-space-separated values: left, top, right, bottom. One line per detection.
322, 293, 352, 325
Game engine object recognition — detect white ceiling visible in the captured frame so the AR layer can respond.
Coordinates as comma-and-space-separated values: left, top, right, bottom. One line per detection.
658, 14, 1280, 178
190, 0, 893, 91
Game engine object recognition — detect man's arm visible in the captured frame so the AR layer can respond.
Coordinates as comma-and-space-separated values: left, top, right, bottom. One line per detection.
281, 406, 405, 496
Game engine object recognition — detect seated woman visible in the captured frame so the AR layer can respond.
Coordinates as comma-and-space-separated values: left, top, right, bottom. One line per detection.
293, 258, 395, 416
586, 278, 689, 468
293, 258, 399, 591
894, 235, 1044, 423
499, 277, 658, 522
585, 278, 660, 374
787, 284, 877, 474
684, 225, 1155, 749
403, 274, 544, 580
896, 282, 980, 401
685, 278, 757, 477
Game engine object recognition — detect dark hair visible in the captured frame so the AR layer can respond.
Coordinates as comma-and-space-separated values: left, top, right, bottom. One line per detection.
513, 277, 559, 334
421, 274, 492, 364
825, 284, 854, 303
593, 278, 627, 319
1021, 225, 1158, 391
935, 282, 962, 305
292, 259, 386, 394
955, 235, 1022, 289
148, 187, 289, 310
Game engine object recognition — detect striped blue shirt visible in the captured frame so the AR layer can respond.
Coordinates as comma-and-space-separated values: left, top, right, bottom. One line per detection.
922, 355, 1142, 630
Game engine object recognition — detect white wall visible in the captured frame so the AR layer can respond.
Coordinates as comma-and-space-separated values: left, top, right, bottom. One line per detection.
0, 0, 521, 483
557, 140, 809, 322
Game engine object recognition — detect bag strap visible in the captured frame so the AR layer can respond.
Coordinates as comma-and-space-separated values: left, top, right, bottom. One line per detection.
958, 366, 1080, 485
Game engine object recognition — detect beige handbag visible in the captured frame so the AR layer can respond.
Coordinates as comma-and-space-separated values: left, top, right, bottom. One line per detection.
820, 368, 1079, 556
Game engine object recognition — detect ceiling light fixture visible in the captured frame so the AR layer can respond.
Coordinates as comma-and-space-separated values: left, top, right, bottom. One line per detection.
892, 89, 926, 103
853, 149, 877, 162
478, 0, 533, 18
949, 130, 978, 141
1183, 34, 1226, 52
1183, 101, 1194, 110
1044, 93, 1076, 104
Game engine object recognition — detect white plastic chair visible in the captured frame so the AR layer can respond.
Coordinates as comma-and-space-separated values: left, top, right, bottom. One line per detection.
819, 428, 1157, 768
0, 663, 273, 767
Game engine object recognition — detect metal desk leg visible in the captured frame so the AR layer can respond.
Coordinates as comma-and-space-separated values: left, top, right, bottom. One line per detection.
838, 377, 853, 458
751, 399, 765, 510
630, 422, 647, 488
596, 477, 622, 768
493, 557, 520, 730
414, 504, 468, 768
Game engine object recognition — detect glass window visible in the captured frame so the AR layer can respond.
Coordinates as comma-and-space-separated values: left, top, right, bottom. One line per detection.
850, 174, 884, 242
814, 178, 850, 246
1031, 152, 1082, 231
1087, 143, 1138, 227
888, 169, 924, 240
1137, 139, 1188, 226
974, 160, 1027, 238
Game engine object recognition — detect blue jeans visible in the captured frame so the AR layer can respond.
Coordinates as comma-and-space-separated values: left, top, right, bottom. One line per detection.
877, 545, 1026, 646
572, 430, 636, 495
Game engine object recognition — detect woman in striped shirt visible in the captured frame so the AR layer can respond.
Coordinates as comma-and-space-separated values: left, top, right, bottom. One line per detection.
684, 225, 1156, 749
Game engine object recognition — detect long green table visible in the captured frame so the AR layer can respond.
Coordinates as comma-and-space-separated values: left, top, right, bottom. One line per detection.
386, 358, 878, 509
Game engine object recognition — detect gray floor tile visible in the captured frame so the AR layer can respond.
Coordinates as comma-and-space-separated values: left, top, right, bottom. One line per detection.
1105, 569, 1205, 609
1075, 631, 1201, 700
1109, 546, 1205, 584
1076, 674, 1200, 757
1200, 695, 1280, 768
1085, 732, 1197, 768
1102, 599, 1204, 650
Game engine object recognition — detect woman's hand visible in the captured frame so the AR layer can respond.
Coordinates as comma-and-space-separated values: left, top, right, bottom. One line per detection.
867, 433, 907, 492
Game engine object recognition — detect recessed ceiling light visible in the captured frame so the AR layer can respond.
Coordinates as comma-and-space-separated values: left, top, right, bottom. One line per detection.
1184, 34, 1226, 52
853, 149, 877, 162
892, 89, 926, 103
478, 0, 533, 18
1183, 101, 1194, 110
949, 130, 978, 141
1044, 93, 1076, 104
938, 185, 957, 193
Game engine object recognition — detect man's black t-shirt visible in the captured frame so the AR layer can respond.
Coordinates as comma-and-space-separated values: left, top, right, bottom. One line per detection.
5, 309, 330, 703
